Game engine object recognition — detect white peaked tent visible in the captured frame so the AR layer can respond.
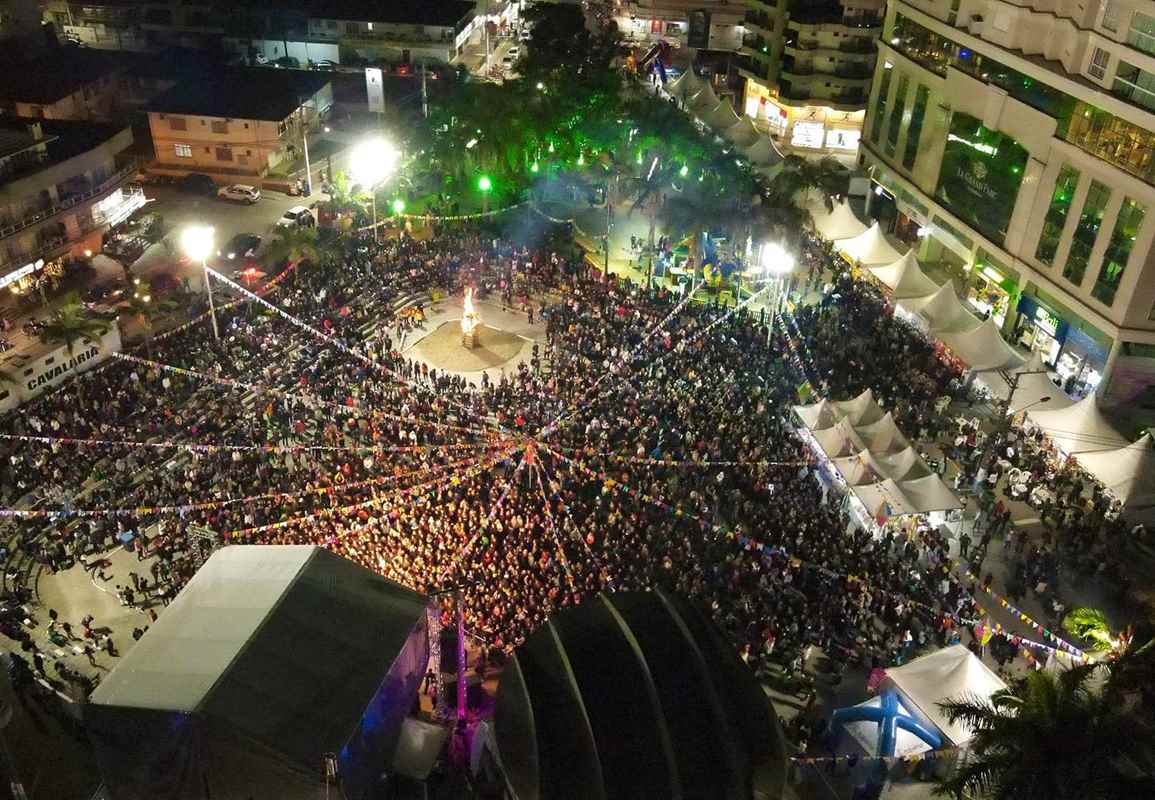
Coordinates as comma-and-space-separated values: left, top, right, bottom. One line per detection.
794, 388, 884, 429
1026, 394, 1129, 454
897, 474, 964, 514
1075, 432, 1155, 508
833, 446, 932, 486
855, 413, 911, 454
884, 646, 1007, 746
868, 251, 940, 300
836, 223, 904, 266
726, 117, 762, 148
938, 318, 1027, 373
984, 349, 1070, 411
811, 199, 868, 242
690, 83, 722, 113
831, 450, 891, 486
898, 284, 980, 334
853, 480, 918, 517
741, 137, 785, 167
812, 419, 868, 458
667, 69, 705, 102
703, 100, 742, 131
794, 398, 836, 430
874, 447, 933, 483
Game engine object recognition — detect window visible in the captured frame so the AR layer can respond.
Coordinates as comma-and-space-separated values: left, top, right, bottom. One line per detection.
1036, 164, 1080, 265
1112, 61, 1155, 112
1102, 0, 1121, 33
173, 143, 192, 157
902, 85, 929, 170
870, 64, 893, 143
1063, 180, 1111, 286
886, 74, 909, 156
215, 146, 233, 161
1088, 46, 1110, 80
168, 116, 187, 131
1092, 198, 1146, 305
1127, 11, 1155, 55
243, 122, 249, 129
211, 120, 228, 134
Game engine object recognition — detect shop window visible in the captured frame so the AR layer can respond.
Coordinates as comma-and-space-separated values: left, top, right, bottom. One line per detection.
870, 64, 892, 143
1063, 180, 1111, 287
1091, 198, 1146, 306
885, 74, 908, 157
173, 143, 192, 158
902, 85, 928, 170
1035, 164, 1080, 265
1087, 47, 1110, 80
1127, 11, 1155, 56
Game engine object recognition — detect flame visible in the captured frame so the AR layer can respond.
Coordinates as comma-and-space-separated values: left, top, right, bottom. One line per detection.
461, 287, 480, 335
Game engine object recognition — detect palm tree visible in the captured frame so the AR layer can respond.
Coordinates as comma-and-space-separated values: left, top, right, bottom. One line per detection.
765, 155, 849, 213
120, 280, 178, 358
38, 300, 111, 405
1063, 607, 1117, 652
265, 226, 320, 284
935, 665, 1155, 800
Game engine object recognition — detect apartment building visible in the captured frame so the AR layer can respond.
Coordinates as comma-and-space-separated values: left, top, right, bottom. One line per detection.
861, 0, 1155, 409
0, 118, 143, 290
146, 69, 332, 181
615, 0, 746, 52
737, 0, 884, 154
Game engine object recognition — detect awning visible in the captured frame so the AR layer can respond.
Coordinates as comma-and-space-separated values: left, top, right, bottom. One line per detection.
689, 83, 722, 113
741, 136, 785, 167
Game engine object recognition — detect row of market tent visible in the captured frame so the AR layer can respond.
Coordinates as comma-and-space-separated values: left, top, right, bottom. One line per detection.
794, 388, 963, 525
809, 199, 1155, 514
665, 69, 785, 177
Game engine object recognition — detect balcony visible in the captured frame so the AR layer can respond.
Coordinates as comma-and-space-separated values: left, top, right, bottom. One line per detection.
0, 163, 139, 243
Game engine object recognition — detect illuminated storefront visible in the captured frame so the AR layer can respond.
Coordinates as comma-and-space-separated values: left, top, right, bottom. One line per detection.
965, 250, 1016, 328
742, 79, 865, 153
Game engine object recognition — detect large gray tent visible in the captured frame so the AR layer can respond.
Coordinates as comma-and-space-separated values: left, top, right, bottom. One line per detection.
494, 590, 787, 800
88, 545, 429, 800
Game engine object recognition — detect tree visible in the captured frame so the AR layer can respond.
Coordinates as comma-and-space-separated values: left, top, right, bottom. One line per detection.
935, 665, 1155, 800
38, 299, 111, 405
265, 226, 320, 273
765, 154, 849, 213
1063, 607, 1117, 652
121, 279, 178, 358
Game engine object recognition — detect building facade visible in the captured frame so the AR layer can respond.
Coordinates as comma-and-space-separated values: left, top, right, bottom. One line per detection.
737, 0, 884, 155
0, 119, 144, 293
615, 0, 746, 52
861, 0, 1155, 410
146, 71, 332, 181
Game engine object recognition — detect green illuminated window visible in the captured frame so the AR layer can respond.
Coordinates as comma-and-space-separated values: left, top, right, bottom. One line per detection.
902, 85, 929, 170
886, 74, 909, 156
1035, 164, 1080, 265
1127, 12, 1155, 57
1113, 61, 1155, 113
871, 65, 893, 143
1092, 198, 1146, 306
1063, 180, 1111, 286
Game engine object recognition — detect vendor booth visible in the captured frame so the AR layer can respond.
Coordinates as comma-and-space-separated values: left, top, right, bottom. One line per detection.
984, 351, 1070, 411
666, 69, 705, 103
1025, 395, 1128, 455
810, 199, 868, 242
868, 252, 940, 301
836, 223, 904, 266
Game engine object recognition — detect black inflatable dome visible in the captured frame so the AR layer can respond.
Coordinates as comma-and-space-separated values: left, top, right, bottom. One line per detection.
494, 589, 788, 800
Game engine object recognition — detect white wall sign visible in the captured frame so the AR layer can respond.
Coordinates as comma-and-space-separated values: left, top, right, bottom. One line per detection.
366, 68, 385, 114
0, 327, 122, 413
791, 121, 825, 149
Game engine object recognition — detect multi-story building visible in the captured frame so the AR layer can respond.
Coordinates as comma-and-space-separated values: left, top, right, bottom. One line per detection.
861, 0, 1155, 410
146, 69, 332, 182
737, 0, 884, 155
0, 118, 144, 288
615, 0, 745, 52
0, 0, 43, 48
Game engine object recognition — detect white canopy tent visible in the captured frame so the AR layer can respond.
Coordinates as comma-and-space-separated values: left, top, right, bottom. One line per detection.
741, 136, 785, 167
703, 100, 742, 132
726, 116, 762, 148
898, 284, 980, 335
1074, 432, 1155, 508
883, 646, 1008, 747
938, 319, 1027, 373
1026, 394, 1129, 455
689, 83, 721, 113
812, 419, 869, 458
874, 447, 934, 483
898, 474, 965, 514
831, 450, 892, 486
794, 389, 885, 429
984, 350, 1071, 411
855, 412, 911, 454
853, 475, 961, 518
666, 69, 706, 103
868, 251, 940, 300
836, 223, 904, 266
810, 199, 868, 242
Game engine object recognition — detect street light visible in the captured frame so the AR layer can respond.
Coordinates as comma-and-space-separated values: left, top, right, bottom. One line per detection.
181, 225, 217, 340
759, 242, 794, 344
351, 136, 400, 242
478, 174, 493, 213
391, 198, 406, 215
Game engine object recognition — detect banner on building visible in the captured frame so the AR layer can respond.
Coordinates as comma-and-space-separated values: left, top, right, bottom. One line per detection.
0, 326, 122, 413
366, 68, 385, 114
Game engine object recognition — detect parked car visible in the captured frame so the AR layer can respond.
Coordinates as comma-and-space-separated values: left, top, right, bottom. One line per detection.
312, 59, 337, 71
273, 56, 301, 69
253, 52, 270, 65
275, 206, 315, 229
219, 233, 262, 260
218, 184, 261, 204
177, 173, 217, 196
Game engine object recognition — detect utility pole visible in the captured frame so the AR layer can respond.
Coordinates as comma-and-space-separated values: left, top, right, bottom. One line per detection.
421, 63, 429, 119
299, 98, 313, 196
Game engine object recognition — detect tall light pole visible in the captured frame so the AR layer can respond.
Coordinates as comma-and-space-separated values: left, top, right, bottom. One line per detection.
478, 174, 493, 214
351, 137, 400, 243
760, 241, 795, 345
182, 225, 217, 339
298, 97, 314, 196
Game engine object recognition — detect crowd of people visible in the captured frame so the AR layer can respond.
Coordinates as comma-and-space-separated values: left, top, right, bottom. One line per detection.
0, 214, 1126, 709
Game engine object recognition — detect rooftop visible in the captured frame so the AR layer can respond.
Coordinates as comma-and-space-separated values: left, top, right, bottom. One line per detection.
146, 68, 332, 121
0, 48, 124, 105
0, 118, 130, 189
305, 0, 476, 26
